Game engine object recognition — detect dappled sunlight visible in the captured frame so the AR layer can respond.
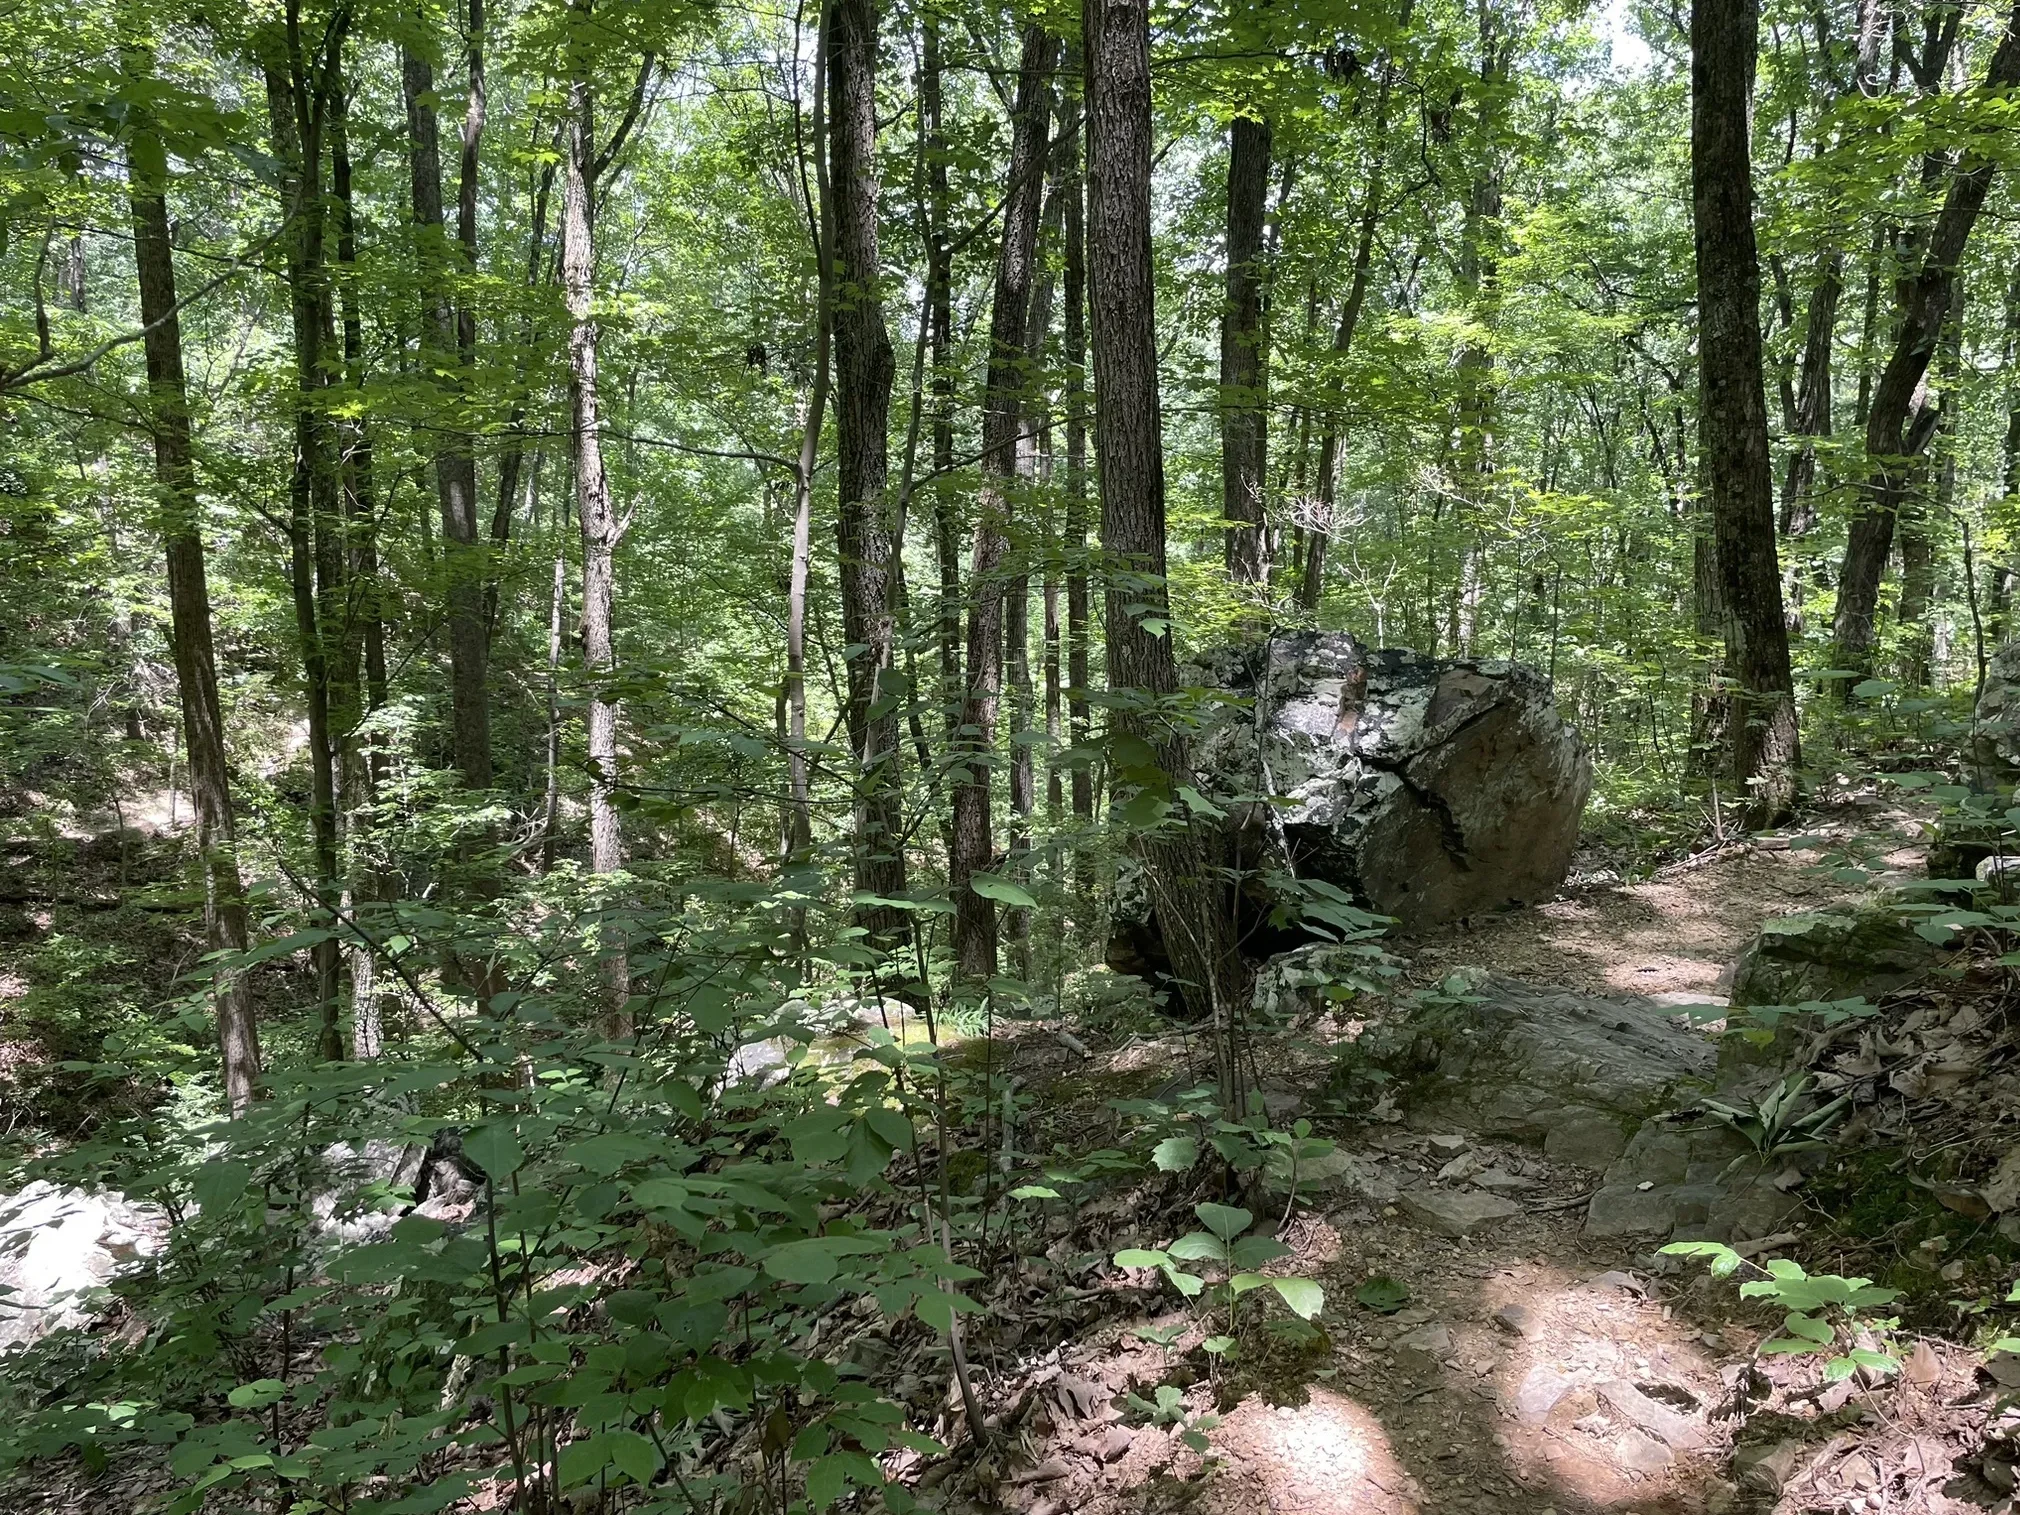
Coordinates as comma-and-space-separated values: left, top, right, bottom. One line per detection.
1213, 1387, 1420, 1514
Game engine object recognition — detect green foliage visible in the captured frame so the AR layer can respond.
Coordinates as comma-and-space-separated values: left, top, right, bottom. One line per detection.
1662, 1244, 1902, 1382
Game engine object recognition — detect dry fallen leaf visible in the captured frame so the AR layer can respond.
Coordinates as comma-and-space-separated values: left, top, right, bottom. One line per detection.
1903, 1340, 1942, 1387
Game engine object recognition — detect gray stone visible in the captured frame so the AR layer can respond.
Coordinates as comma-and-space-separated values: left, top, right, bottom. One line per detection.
0, 1182, 165, 1352
1399, 1190, 1524, 1237
1372, 975, 1718, 1146
1494, 1303, 1543, 1338
1728, 905, 1941, 1009
1585, 1185, 1679, 1237
1190, 633, 1592, 931
1735, 1440, 1803, 1494
1543, 1112, 1629, 1169
1974, 638, 2020, 777
1264, 1146, 1398, 1203
1614, 1428, 1676, 1475
1510, 1364, 1573, 1423
1396, 1322, 1454, 1355
1597, 1380, 1706, 1451
1249, 941, 1405, 1023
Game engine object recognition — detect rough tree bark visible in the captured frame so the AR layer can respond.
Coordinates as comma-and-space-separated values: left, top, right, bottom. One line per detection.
402, 39, 492, 789
1298, 29, 1401, 614
1061, 94, 1094, 872
1832, 3, 2020, 677
127, 86, 262, 1112
262, 32, 344, 1060
923, 19, 962, 737
562, 16, 629, 1022
827, 0, 911, 969
1221, 113, 1271, 586
1084, 0, 1248, 1107
949, 24, 1057, 988
1691, 0, 1800, 824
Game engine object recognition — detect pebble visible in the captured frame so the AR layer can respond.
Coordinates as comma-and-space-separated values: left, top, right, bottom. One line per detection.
1494, 1302, 1544, 1338
1615, 1427, 1675, 1475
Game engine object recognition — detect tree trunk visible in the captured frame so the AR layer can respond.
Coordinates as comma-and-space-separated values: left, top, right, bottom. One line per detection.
950, 24, 1057, 989
1833, 2, 2020, 676
922, 19, 962, 740
828, 0, 911, 970
562, 43, 628, 1025
262, 38, 345, 1061
1061, 84, 1095, 891
1221, 113, 1271, 586
127, 90, 261, 1113
402, 41, 492, 789
1779, 254, 1839, 537
1298, 39, 1398, 615
331, 56, 394, 1060
1084, 0, 1247, 1108
1692, 0, 1800, 824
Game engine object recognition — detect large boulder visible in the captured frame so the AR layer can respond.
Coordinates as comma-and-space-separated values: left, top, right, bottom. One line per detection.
1974, 639, 2020, 778
1728, 904, 1941, 1008
1191, 632, 1592, 930
0, 1182, 165, 1353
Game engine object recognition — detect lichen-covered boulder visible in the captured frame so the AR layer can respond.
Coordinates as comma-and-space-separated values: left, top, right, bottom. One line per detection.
1728, 905, 1941, 1008
1974, 639, 2020, 777
1191, 632, 1592, 930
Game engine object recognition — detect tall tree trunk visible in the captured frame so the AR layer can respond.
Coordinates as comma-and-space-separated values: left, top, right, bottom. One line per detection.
1898, 279, 1966, 683
1692, 0, 1800, 824
923, 18, 962, 738
402, 39, 492, 789
1084, 0, 1247, 1108
1779, 254, 1840, 537
1833, 3, 2020, 676
950, 24, 1056, 989
1061, 83, 1095, 890
828, 0, 911, 972
262, 31, 345, 1061
331, 54, 394, 1059
127, 83, 261, 1112
562, 32, 628, 1024
1298, 32, 1400, 615
1221, 113, 1271, 586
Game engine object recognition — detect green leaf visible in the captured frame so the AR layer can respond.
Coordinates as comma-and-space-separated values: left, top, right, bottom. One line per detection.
967, 871, 1037, 909
1271, 1277, 1325, 1320
761, 1234, 886, 1285
607, 1429, 660, 1485
1202, 1334, 1235, 1355
1167, 1232, 1229, 1263
1355, 1275, 1410, 1313
1114, 1248, 1172, 1270
1152, 1135, 1201, 1172
1010, 1184, 1061, 1200
1194, 1203, 1252, 1242
226, 1379, 287, 1410
915, 1289, 981, 1334
464, 1123, 523, 1181
193, 1160, 253, 1213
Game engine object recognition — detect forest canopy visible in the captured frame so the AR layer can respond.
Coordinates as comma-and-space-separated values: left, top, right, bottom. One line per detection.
5, 0, 2020, 1506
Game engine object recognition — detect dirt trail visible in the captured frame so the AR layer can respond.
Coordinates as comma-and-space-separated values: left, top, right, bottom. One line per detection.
994, 824, 1997, 1515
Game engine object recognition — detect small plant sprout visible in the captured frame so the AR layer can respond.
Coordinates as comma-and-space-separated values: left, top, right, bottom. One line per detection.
1124, 1383, 1222, 1452
1663, 1242, 1902, 1382
1115, 1202, 1325, 1363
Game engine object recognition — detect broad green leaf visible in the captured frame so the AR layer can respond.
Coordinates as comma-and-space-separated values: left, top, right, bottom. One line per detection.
1271, 1277, 1325, 1320
464, 1123, 523, 1181
761, 1234, 886, 1285
1152, 1135, 1200, 1172
967, 871, 1037, 909
1194, 1203, 1252, 1242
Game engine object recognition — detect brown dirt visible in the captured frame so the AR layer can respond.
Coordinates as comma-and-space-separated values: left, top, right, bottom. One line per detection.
974, 818, 2010, 1515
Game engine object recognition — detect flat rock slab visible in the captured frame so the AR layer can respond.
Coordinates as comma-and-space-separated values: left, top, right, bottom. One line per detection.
1399, 1190, 1524, 1237
1509, 1364, 1574, 1424
1598, 1379, 1706, 1451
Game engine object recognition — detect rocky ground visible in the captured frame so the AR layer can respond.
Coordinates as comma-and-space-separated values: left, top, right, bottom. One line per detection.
955, 807, 2020, 1515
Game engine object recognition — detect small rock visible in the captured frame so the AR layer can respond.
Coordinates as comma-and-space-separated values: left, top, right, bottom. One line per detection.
1510, 1364, 1573, 1423
1396, 1322, 1454, 1356
1437, 1151, 1487, 1183
1734, 1439, 1801, 1495
1399, 1190, 1525, 1238
1427, 1134, 1471, 1157
1584, 1185, 1677, 1238
1473, 1167, 1537, 1192
1010, 1457, 1072, 1484
1082, 1425, 1134, 1464
1614, 1428, 1674, 1475
1543, 1113, 1629, 1169
1597, 1379, 1706, 1451
1586, 1269, 1645, 1294
1904, 1340, 1942, 1386
1494, 1303, 1543, 1339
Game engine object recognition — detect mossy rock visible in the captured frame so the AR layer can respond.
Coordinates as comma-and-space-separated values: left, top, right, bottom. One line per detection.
1926, 814, 2014, 881
1728, 904, 1939, 1009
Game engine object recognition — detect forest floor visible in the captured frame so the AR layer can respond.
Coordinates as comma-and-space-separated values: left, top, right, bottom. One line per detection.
952, 801, 2018, 1515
